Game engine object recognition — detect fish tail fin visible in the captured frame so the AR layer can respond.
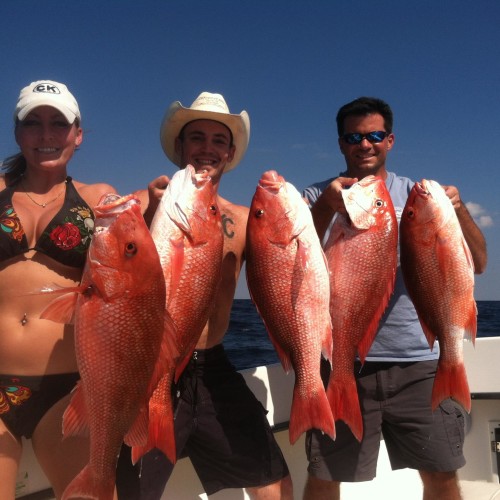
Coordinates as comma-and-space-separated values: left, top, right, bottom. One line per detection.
327, 376, 363, 442
288, 383, 335, 445
62, 466, 114, 500
432, 360, 471, 413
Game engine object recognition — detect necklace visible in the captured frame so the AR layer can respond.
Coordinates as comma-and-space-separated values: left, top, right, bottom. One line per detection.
21, 177, 67, 208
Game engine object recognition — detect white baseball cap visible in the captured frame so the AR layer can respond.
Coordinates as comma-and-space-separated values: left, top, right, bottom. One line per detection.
15, 80, 81, 124
160, 92, 250, 173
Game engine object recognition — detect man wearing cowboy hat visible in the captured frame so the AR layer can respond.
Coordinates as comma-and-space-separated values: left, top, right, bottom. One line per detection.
126, 92, 293, 500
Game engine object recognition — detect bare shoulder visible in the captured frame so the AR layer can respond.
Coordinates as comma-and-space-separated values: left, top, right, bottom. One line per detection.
72, 180, 118, 208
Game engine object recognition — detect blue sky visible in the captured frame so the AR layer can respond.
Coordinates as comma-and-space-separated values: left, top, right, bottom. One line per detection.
1, 1, 498, 300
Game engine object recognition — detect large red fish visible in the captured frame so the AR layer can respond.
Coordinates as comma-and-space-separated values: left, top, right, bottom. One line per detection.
400, 179, 476, 412
134, 165, 224, 459
324, 175, 398, 441
41, 194, 168, 500
246, 170, 334, 445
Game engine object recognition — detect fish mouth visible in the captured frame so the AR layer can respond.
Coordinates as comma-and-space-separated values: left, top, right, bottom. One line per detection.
192, 169, 212, 188
414, 180, 431, 198
259, 170, 285, 194
93, 194, 140, 236
95, 193, 139, 217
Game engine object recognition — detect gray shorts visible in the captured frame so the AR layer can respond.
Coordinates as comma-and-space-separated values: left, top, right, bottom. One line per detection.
306, 359, 467, 482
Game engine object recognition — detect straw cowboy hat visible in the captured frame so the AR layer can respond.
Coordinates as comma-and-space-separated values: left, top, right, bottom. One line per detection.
160, 92, 250, 173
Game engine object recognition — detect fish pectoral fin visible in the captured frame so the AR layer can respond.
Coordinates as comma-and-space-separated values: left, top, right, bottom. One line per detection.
296, 239, 312, 271
39, 292, 78, 324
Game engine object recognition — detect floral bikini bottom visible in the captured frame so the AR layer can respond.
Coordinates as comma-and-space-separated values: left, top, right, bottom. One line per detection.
0, 372, 79, 438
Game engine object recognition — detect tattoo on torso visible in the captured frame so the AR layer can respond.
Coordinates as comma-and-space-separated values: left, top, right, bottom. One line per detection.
222, 213, 235, 238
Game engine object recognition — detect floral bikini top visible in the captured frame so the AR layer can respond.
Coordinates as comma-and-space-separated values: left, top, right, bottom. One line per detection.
0, 176, 94, 269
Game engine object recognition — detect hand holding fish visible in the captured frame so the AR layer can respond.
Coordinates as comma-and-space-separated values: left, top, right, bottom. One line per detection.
442, 184, 487, 274
310, 176, 358, 241
318, 176, 359, 215
143, 174, 170, 225
441, 184, 460, 210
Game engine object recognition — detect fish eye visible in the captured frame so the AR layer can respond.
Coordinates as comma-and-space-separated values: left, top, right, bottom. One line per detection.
125, 242, 138, 257
375, 199, 384, 208
209, 205, 217, 214
255, 209, 265, 218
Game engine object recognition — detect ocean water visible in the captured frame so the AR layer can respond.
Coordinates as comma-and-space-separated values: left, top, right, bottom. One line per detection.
223, 299, 500, 371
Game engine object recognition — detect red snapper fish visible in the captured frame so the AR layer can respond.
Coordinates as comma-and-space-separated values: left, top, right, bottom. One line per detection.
400, 179, 476, 412
324, 175, 398, 441
246, 170, 334, 444
134, 164, 224, 459
41, 194, 168, 500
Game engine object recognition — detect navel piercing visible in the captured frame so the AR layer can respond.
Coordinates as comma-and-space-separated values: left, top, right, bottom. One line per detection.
21, 313, 28, 326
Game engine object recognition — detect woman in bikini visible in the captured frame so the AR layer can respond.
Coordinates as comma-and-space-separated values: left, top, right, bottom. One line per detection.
0, 80, 116, 498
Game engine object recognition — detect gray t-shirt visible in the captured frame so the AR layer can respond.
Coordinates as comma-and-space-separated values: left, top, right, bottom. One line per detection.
303, 171, 438, 361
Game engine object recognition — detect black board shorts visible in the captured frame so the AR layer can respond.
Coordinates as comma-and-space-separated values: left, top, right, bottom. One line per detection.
139, 344, 290, 497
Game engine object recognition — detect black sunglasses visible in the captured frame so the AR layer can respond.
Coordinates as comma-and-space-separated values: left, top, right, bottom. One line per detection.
342, 131, 388, 145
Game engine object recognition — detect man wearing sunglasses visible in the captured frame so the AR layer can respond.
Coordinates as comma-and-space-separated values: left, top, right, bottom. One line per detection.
302, 97, 487, 500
